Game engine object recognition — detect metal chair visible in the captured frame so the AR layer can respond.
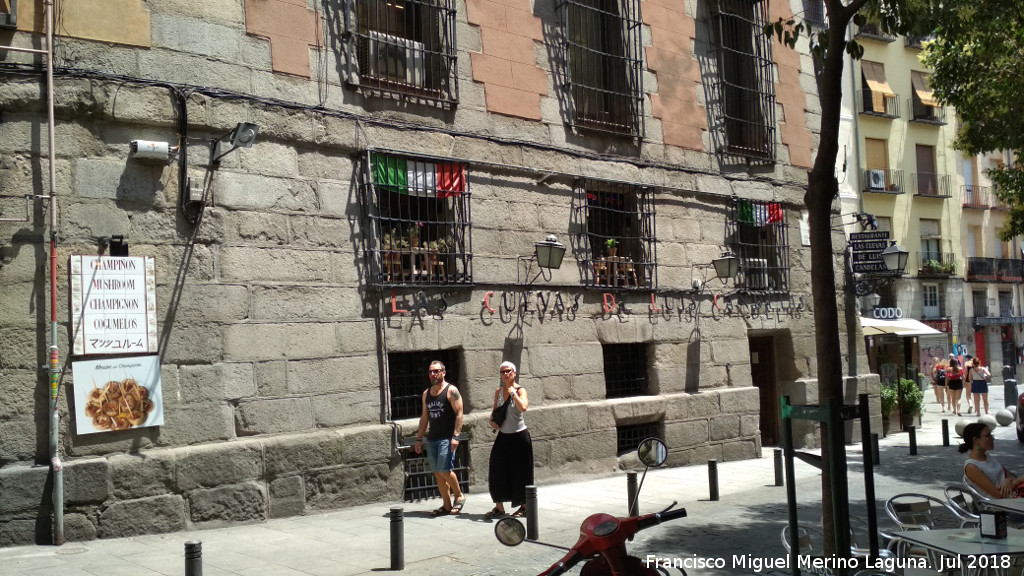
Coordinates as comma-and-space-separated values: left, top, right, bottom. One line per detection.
962, 474, 994, 504
944, 483, 981, 528
885, 493, 962, 531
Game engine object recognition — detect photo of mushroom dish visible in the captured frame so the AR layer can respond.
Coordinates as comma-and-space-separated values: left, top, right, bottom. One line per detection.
84, 378, 155, 431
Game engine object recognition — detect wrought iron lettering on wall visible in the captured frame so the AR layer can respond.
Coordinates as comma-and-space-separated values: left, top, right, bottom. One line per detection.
385, 289, 807, 324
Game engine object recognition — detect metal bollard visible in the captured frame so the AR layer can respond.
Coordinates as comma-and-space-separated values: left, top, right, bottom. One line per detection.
708, 460, 719, 501
909, 425, 918, 456
871, 433, 880, 466
526, 485, 539, 541
773, 448, 784, 487
390, 507, 404, 570
942, 419, 950, 447
185, 540, 203, 576
626, 471, 638, 517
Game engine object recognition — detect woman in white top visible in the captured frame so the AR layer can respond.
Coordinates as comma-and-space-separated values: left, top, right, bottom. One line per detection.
485, 361, 534, 519
961, 423, 1024, 498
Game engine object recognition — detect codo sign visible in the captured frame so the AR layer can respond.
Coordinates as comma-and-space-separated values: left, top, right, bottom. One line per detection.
873, 307, 903, 319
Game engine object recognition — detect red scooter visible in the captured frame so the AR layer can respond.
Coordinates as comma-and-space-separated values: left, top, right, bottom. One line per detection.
495, 438, 687, 576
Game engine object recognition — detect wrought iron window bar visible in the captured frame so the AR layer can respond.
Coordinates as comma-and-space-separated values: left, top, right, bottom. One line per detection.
603, 343, 650, 399
725, 198, 791, 294
361, 150, 473, 288
917, 252, 956, 277
909, 98, 946, 125
347, 0, 459, 104
402, 442, 470, 501
859, 90, 900, 118
962, 185, 991, 209
855, 22, 896, 42
967, 257, 998, 282
616, 421, 661, 456
862, 168, 904, 195
707, 0, 776, 163
572, 179, 657, 290
912, 173, 951, 198
559, 0, 645, 138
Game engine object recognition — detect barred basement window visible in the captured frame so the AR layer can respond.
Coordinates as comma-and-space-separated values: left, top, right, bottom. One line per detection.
726, 199, 790, 293
361, 151, 472, 287
616, 422, 661, 456
603, 342, 649, 398
560, 0, 644, 137
572, 180, 656, 289
349, 0, 458, 104
402, 446, 469, 501
388, 349, 461, 420
707, 0, 776, 162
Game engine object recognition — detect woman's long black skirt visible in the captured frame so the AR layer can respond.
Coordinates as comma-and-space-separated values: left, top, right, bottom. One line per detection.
488, 428, 534, 507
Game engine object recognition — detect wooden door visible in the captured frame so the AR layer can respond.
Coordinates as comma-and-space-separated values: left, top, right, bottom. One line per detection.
749, 336, 778, 445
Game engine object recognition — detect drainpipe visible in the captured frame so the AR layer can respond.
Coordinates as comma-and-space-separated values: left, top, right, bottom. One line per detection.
42, 0, 63, 546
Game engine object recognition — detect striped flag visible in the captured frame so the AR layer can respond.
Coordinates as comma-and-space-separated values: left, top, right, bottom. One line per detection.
373, 154, 465, 197
738, 200, 783, 226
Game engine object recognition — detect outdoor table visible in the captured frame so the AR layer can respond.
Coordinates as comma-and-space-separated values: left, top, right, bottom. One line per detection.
980, 499, 1024, 516
895, 528, 1024, 576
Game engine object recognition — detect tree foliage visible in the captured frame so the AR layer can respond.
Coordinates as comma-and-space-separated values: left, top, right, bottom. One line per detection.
923, 1, 1024, 240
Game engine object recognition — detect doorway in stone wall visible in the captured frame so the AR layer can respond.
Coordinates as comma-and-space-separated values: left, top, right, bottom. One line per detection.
749, 335, 778, 445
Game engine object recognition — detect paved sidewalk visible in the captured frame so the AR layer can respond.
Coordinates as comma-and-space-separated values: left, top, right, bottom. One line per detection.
3, 383, 1022, 576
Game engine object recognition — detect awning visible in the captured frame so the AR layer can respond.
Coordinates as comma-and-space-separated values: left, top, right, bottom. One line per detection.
861, 61, 895, 112
911, 71, 941, 108
860, 317, 943, 336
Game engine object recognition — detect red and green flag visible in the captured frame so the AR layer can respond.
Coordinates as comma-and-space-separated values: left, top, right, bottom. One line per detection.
372, 154, 465, 197
738, 200, 783, 226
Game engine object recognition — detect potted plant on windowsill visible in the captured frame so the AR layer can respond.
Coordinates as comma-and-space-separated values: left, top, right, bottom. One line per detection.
605, 238, 618, 257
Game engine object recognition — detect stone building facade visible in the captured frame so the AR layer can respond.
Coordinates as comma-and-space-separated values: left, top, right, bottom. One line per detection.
0, 0, 875, 545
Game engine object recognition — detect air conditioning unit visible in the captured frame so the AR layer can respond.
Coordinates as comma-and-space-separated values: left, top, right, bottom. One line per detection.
366, 31, 426, 87
867, 169, 887, 190
744, 258, 769, 290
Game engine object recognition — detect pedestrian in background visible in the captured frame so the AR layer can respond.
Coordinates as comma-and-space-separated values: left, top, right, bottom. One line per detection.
414, 360, 466, 516
485, 361, 534, 519
932, 357, 947, 412
946, 358, 965, 416
969, 357, 992, 416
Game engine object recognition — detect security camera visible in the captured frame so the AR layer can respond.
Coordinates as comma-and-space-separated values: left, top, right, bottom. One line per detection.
130, 140, 170, 161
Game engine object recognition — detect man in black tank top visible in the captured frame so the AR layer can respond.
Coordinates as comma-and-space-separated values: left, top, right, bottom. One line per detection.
414, 360, 465, 515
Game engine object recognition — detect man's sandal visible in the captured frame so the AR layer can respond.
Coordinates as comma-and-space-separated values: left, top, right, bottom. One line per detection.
511, 507, 527, 518
431, 506, 452, 517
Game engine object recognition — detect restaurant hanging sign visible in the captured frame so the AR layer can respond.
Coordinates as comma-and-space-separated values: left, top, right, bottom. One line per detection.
70, 255, 158, 355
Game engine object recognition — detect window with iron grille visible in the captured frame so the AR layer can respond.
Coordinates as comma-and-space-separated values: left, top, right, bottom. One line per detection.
726, 199, 790, 293
603, 343, 649, 398
559, 0, 644, 137
972, 291, 988, 317
402, 444, 470, 501
388, 349, 462, 421
348, 0, 458, 104
616, 421, 661, 456
361, 151, 472, 287
572, 180, 656, 289
707, 0, 776, 162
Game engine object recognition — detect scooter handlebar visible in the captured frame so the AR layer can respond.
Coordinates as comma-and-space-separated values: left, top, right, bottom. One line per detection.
635, 506, 688, 531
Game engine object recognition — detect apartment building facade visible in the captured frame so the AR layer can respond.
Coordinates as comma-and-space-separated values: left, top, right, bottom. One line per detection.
0, 0, 871, 545
837, 21, 1024, 386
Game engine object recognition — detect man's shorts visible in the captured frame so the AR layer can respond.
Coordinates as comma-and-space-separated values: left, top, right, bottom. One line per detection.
425, 438, 457, 472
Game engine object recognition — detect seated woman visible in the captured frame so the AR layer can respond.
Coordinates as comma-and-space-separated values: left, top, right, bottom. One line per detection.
961, 422, 1024, 498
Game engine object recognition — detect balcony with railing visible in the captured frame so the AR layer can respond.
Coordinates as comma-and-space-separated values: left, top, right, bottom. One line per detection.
962, 185, 990, 209
917, 252, 956, 277
967, 257, 997, 282
905, 34, 934, 49
859, 90, 900, 119
909, 98, 946, 125
855, 22, 896, 42
997, 258, 1024, 282
913, 173, 951, 198
862, 168, 904, 194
